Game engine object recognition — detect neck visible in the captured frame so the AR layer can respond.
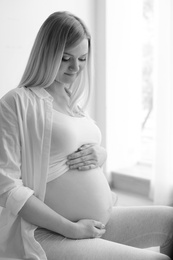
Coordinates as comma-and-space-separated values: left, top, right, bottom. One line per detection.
54, 80, 72, 98
46, 81, 65, 99
45, 81, 72, 111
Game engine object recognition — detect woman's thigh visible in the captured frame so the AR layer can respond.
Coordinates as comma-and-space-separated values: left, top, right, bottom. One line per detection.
35, 228, 170, 260
103, 206, 173, 252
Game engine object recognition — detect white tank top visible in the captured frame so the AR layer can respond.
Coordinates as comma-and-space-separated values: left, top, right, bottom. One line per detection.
48, 110, 102, 182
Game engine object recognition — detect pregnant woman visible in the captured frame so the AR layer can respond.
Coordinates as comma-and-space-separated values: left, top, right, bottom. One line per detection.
0, 11, 173, 260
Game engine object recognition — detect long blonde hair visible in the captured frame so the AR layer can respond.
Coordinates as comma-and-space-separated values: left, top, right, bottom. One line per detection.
18, 11, 92, 112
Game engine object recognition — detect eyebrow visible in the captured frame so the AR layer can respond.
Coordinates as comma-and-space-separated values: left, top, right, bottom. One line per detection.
63, 52, 88, 57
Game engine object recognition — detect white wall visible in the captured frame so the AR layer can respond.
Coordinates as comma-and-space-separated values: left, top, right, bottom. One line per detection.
0, 0, 95, 98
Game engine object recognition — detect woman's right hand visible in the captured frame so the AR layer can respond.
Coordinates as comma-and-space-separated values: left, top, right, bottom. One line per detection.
70, 219, 106, 239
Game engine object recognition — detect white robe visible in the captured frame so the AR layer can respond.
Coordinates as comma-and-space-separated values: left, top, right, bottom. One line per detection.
0, 86, 53, 259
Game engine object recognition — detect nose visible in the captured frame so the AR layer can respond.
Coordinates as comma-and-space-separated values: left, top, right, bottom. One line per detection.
69, 59, 79, 73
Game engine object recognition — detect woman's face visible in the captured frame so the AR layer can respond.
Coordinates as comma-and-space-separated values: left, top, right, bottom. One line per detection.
55, 38, 88, 85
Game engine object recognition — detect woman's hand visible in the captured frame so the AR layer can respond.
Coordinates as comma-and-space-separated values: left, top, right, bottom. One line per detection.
66, 144, 107, 171
71, 219, 106, 239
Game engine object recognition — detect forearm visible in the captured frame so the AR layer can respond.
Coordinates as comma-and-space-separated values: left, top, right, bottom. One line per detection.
18, 194, 75, 237
18, 193, 106, 240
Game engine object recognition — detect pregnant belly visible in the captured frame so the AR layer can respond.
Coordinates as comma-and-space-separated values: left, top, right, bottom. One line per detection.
44, 168, 113, 225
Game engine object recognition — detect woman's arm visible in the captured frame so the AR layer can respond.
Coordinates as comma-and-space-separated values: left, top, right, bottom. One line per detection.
0, 97, 105, 240
19, 194, 106, 239
67, 144, 107, 170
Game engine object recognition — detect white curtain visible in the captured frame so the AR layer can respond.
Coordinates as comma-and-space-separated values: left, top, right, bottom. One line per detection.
106, 0, 142, 173
150, 0, 173, 205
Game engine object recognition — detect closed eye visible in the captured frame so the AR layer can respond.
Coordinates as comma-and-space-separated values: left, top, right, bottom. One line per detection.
79, 58, 87, 62
62, 56, 70, 62
79, 54, 87, 62
62, 53, 88, 62
62, 57, 87, 62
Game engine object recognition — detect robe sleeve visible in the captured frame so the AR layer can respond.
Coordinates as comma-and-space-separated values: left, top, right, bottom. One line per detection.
0, 98, 34, 216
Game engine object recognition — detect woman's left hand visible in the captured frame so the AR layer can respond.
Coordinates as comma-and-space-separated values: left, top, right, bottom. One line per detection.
66, 144, 107, 171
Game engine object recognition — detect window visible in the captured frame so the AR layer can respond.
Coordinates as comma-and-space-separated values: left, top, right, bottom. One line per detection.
141, 0, 154, 166
106, 0, 156, 181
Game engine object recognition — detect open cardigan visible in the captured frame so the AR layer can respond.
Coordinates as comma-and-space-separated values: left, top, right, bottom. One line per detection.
0, 86, 54, 259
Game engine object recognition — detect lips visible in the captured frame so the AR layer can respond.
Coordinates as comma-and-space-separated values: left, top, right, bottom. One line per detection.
65, 73, 76, 76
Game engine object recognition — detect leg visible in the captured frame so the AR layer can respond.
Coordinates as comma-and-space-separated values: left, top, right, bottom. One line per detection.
102, 206, 173, 258
35, 227, 170, 260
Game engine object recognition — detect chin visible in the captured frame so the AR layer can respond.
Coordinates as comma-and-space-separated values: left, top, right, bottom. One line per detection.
57, 77, 76, 85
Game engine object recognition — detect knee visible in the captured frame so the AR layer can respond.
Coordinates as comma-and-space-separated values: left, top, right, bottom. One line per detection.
162, 206, 173, 230
156, 253, 171, 260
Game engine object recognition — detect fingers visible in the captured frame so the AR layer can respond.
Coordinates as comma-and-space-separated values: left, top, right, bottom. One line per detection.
77, 164, 97, 171
67, 160, 97, 171
67, 145, 98, 170
68, 163, 97, 171
78, 144, 92, 150
94, 221, 105, 230
76, 219, 106, 239
67, 157, 96, 167
68, 146, 93, 160
68, 154, 92, 165
93, 221, 106, 238
95, 228, 106, 238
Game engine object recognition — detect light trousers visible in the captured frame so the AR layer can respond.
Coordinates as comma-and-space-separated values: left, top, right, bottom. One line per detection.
35, 206, 173, 260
